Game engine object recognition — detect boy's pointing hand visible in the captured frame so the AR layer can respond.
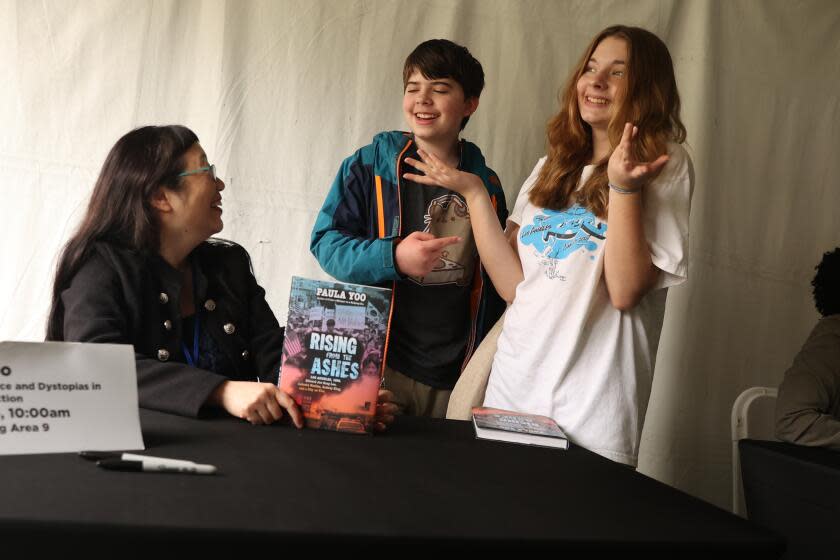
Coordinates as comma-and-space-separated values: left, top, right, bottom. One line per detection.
395, 231, 461, 277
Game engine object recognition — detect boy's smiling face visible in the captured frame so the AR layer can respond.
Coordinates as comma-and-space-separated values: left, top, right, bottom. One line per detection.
402, 70, 478, 146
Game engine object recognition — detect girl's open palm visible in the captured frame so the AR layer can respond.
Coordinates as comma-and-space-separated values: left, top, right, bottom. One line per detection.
608, 123, 669, 191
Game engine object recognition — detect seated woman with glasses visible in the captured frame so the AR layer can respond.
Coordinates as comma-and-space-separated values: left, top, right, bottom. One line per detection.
46, 125, 396, 429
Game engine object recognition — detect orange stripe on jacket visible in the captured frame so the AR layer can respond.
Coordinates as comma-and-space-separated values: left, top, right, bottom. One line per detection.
375, 175, 385, 239
381, 138, 414, 378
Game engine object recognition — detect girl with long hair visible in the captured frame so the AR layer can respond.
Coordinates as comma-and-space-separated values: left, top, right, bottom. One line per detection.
404, 26, 693, 466
47, 125, 396, 428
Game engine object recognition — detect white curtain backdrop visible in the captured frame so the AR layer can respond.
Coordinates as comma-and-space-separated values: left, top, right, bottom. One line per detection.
2, 0, 839, 509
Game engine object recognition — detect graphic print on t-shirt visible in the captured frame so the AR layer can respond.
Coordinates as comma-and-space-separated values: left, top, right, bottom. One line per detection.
409, 194, 475, 287
519, 205, 607, 279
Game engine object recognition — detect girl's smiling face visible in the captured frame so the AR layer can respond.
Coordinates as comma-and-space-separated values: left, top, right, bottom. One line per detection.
576, 36, 628, 134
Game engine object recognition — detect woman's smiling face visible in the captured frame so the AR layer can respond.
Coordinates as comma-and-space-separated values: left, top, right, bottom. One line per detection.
169, 143, 225, 240
576, 35, 628, 134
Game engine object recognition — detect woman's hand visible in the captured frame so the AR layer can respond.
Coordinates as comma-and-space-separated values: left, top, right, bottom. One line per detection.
607, 123, 670, 191
403, 149, 485, 200
373, 389, 399, 432
210, 380, 304, 427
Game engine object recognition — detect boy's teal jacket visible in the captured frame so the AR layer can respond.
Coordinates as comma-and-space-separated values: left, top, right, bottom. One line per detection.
310, 131, 508, 371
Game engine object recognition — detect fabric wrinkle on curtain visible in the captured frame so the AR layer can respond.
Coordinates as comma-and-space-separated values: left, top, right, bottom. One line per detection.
1, 0, 839, 510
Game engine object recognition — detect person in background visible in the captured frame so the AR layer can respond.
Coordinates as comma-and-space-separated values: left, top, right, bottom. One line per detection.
776, 247, 840, 449
405, 26, 693, 467
48, 125, 396, 430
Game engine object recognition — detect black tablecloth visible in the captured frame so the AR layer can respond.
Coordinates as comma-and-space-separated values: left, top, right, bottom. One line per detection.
0, 411, 781, 554
740, 439, 840, 559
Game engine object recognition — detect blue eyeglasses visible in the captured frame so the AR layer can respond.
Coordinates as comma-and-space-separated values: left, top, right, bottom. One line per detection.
178, 164, 217, 181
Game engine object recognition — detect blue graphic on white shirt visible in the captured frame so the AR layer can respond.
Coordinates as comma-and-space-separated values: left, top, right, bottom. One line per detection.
520, 205, 606, 278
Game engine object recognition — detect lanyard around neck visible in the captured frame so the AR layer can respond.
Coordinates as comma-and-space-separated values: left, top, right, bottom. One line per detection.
180, 259, 201, 368
182, 311, 201, 367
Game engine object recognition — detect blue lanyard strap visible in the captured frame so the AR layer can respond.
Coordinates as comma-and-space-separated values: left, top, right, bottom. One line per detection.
182, 310, 201, 367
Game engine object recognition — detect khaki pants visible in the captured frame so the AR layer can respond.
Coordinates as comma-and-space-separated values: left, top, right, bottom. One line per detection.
383, 365, 452, 418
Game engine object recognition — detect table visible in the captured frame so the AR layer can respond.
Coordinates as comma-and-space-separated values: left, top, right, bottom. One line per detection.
0, 410, 781, 555
740, 439, 840, 559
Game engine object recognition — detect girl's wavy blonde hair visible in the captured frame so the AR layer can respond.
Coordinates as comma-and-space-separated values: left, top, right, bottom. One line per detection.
529, 25, 686, 218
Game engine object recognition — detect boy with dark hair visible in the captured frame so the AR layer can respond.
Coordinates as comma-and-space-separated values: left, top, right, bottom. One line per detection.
311, 39, 507, 417
775, 247, 840, 449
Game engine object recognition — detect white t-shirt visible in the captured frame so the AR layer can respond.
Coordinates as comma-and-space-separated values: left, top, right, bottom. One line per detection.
483, 143, 693, 466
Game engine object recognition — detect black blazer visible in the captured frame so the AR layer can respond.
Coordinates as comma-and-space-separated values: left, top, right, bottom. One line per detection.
59, 240, 284, 417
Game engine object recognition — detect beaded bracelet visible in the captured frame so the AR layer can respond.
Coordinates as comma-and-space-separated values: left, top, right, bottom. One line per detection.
608, 182, 642, 195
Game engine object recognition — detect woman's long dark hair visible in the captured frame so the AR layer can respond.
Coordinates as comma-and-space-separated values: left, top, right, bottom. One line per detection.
46, 125, 198, 340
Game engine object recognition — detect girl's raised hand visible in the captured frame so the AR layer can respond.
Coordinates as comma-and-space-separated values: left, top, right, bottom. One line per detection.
607, 123, 670, 192
403, 149, 484, 198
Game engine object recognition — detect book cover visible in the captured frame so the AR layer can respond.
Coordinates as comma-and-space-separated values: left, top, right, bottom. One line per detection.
471, 407, 569, 449
279, 276, 392, 434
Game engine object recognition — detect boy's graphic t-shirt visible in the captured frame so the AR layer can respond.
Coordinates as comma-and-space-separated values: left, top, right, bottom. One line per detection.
388, 154, 478, 389
407, 192, 476, 286
484, 145, 692, 465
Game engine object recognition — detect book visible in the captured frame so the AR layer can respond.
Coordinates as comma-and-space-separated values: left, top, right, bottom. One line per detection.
279, 276, 392, 434
471, 407, 570, 450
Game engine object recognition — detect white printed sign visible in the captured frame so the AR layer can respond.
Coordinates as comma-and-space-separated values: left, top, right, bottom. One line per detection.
309, 306, 324, 322
0, 341, 145, 455
335, 304, 366, 330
